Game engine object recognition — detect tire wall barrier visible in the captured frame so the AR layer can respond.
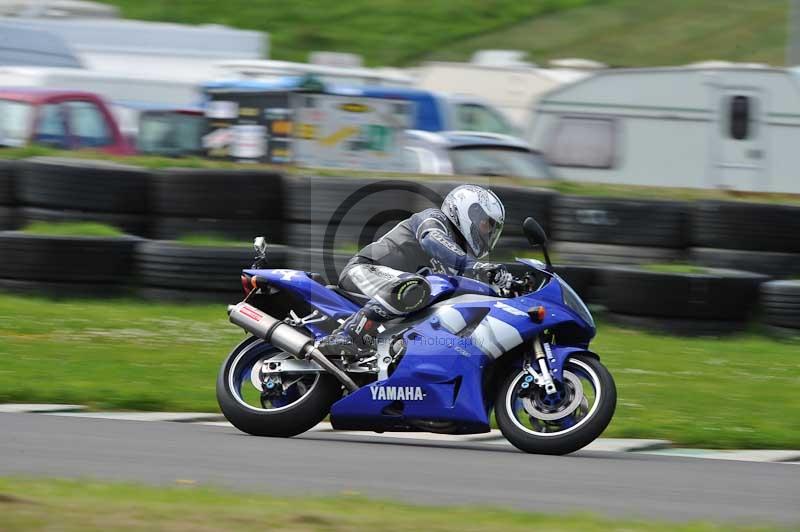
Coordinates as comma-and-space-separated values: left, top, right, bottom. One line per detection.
150, 168, 286, 243
760, 281, 800, 331
688, 200, 800, 278
0, 160, 18, 230
3, 157, 800, 332
18, 157, 149, 235
551, 196, 688, 266
286, 176, 438, 250
691, 200, 800, 252
136, 241, 288, 302
0, 231, 138, 297
601, 267, 768, 335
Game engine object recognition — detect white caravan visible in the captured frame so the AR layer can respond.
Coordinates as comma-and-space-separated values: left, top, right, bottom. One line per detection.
413, 51, 591, 127
527, 65, 800, 193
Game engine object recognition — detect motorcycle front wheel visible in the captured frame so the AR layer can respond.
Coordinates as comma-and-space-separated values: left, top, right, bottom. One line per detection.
216, 335, 342, 437
495, 354, 616, 455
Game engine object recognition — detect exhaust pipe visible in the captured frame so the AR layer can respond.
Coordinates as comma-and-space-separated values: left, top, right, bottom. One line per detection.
228, 302, 358, 392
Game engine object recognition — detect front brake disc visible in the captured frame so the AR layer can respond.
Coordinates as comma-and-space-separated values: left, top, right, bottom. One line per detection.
521, 370, 584, 421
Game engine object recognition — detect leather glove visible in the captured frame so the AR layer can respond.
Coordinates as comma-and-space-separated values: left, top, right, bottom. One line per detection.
471, 262, 512, 289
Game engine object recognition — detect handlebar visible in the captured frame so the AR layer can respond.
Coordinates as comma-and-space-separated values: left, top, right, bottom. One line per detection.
500, 273, 544, 297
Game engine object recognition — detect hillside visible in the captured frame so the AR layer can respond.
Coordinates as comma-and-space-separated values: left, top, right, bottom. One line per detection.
428, 0, 788, 67
97, 0, 598, 66
99, 0, 788, 67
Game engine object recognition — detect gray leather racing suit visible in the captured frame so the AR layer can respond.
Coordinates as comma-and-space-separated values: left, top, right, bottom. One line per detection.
338, 208, 476, 322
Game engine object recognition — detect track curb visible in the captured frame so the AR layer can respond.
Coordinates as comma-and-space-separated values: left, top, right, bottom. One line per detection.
5, 404, 799, 463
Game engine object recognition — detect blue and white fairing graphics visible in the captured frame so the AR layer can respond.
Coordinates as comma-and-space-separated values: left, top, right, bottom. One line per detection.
244, 259, 596, 434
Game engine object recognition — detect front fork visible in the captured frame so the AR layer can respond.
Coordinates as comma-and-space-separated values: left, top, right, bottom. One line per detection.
523, 336, 558, 395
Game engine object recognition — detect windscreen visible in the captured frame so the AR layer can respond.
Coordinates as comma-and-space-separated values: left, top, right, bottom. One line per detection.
450, 146, 552, 179
137, 112, 205, 155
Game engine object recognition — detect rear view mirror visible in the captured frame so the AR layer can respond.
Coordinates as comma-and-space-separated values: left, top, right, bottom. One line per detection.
523, 217, 552, 271
523, 217, 548, 247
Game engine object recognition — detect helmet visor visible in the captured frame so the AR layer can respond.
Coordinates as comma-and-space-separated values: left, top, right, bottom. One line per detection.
468, 203, 503, 257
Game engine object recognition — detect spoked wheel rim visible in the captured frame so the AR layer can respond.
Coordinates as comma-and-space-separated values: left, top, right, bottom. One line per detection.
227, 339, 319, 413
505, 358, 602, 437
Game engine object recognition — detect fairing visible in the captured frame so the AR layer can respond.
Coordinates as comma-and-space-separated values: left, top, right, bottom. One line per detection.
243, 263, 596, 434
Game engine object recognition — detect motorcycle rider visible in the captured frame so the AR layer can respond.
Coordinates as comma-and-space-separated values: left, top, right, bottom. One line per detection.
319, 184, 511, 357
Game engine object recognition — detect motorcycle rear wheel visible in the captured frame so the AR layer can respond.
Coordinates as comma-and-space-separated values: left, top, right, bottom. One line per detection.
495, 354, 616, 455
216, 335, 342, 437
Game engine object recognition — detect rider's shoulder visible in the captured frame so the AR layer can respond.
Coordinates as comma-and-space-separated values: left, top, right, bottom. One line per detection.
412, 208, 449, 225
411, 208, 456, 241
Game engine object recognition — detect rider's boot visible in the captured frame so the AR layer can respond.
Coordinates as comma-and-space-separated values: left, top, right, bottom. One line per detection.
317, 308, 379, 359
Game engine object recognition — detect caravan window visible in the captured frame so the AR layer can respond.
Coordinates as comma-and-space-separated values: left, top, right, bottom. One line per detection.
729, 95, 751, 140
546, 117, 616, 169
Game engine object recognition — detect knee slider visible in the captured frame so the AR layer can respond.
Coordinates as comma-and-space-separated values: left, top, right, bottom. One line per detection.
387, 275, 431, 313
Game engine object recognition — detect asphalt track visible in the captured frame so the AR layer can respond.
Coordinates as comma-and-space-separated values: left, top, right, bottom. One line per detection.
1, 413, 798, 524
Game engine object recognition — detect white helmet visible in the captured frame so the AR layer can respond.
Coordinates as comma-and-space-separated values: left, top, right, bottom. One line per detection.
442, 185, 505, 258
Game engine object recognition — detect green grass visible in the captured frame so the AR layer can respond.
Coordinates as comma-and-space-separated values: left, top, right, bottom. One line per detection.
20, 221, 125, 238
176, 234, 250, 247
0, 146, 288, 170
641, 264, 709, 274
591, 323, 800, 448
97, 0, 599, 66
0, 294, 242, 412
0, 145, 58, 160
95, 1, 789, 67
0, 293, 798, 448
0, 478, 781, 532
428, 0, 788, 67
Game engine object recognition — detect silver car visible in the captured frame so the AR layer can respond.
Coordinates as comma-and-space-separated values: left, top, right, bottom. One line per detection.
403, 130, 555, 178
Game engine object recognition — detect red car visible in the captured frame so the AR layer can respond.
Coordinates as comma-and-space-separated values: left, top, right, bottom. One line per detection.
0, 88, 134, 155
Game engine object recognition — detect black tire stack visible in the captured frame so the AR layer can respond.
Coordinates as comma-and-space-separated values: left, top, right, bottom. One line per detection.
137, 241, 288, 302
150, 168, 285, 244
0, 231, 139, 297
549, 196, 690, 306
553, 264, 598, 302
2, 154, 799, 330
0, 161, 17, 230
759, 281, 800, 334
16, 157, 150, 236
551, 196, 689, 265
601, 267, 767, 335
690, 201, 800, 278
285, 175, 433, 251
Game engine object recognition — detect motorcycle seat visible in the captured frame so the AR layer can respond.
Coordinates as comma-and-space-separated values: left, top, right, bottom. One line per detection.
327, 285, 371, 306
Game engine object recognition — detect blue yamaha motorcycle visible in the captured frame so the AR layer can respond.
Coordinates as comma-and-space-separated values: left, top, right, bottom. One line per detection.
217, 218, 616, 455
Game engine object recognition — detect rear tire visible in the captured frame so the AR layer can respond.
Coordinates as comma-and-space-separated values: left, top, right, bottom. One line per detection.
216, 336, 342, 437
495, 355, 616, 455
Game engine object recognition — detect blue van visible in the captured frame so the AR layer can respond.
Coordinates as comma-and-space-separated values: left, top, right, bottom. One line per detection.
202, 78, 516, 136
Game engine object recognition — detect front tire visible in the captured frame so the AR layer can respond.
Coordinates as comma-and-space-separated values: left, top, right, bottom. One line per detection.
216, 336, 342, 437
495, 354, 616, 455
